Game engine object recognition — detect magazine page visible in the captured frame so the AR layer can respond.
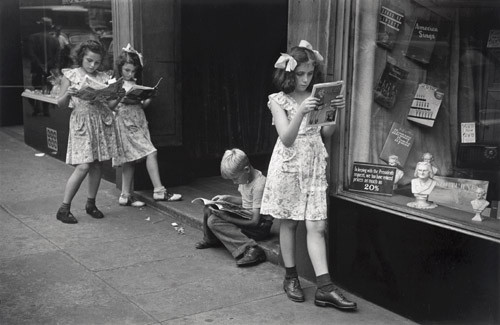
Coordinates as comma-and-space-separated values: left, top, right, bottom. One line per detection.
125, 77, 163, 100
74, 76, 123, 101
191, 197, 252, 219
306, 81, 344, 127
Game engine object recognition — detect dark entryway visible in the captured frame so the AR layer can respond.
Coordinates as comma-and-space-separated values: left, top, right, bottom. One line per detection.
181, 0, 287, 178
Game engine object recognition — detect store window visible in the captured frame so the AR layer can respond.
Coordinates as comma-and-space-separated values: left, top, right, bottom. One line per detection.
19, 1, 113, 95
341, 0, 500, 240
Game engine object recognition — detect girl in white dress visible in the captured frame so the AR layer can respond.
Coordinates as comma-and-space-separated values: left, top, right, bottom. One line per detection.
56, 40, 117, 224
109, 44, 181, 206
260, 40, 356, 310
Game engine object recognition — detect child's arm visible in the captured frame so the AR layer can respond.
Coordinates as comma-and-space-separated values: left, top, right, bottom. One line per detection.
107, 89, 126, 111
211, 194, 242, 205
141, 87, 158, 108
320, 94, 345, 138
270, 96, 319, 147
57, 76, 76, 109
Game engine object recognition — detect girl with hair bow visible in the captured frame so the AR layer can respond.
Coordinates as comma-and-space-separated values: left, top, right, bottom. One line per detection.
108, 44, 182, 207
261, 40, 356, 311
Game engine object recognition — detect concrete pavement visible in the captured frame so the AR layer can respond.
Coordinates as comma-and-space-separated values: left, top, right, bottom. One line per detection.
0, 126, 416, 325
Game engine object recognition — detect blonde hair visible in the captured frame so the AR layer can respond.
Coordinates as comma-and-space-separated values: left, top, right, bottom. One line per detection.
220, 148, 250, 179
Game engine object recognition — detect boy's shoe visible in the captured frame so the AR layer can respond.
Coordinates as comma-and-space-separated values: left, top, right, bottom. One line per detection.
56, 208, 78, 224
236, 246, 266, 267
119, 194, 145, 207
195, 240, 222, 249
85, 205, 104, 219
314, 287, 357, 310
153, 188, 182, 201
283, 277, 305, 302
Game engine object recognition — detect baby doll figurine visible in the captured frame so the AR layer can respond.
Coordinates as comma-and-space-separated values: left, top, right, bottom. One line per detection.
407, 161, 437, 209
388, 155, 404, 190
422, 152, 438, 176
471, 188, 489, 222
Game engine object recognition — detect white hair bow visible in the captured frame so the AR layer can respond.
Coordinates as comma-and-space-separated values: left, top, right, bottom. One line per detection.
274, 53, 298, 72
298, 40, 324, 62
122, 43, 144, 67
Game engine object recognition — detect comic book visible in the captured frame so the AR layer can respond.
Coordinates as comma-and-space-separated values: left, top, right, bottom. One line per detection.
191, 197, 252, 219
72, 76, 124, 101
124, 77, 163, 100
306, 81, 344, 127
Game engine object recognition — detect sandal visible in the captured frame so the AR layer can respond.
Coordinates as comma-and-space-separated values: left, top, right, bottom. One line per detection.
195, 240, 221, 249
85, 205, 104, 219
56, 209, 78, 224
153, 187, 182, 202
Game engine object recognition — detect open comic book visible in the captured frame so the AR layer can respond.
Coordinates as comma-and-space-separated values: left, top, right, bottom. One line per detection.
72, 76, 124, 101
191, 197, 253, 219
124, 77, 163, 100
306, 81, 344, 127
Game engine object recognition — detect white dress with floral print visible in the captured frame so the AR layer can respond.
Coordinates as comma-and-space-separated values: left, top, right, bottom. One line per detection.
112, 80, 156, 167
260, 92, 329, 221
63, 68, 117, 165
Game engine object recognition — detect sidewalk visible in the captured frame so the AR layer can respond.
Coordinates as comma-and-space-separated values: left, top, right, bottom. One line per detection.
0, 126, 416, 325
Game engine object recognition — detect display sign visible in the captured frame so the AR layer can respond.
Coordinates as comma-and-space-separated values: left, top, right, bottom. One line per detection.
461, 122, 476, 143
349, 162, 396, 196
487, 30, 500, 48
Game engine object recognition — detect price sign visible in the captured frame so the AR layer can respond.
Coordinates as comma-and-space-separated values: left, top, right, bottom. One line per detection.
349, 162, 396, 196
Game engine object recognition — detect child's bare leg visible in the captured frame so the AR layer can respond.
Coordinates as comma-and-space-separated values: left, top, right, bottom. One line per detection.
147, 151, 182, 201
57, 163, 90, 224
121, 162, 135, 196
87, 162, 102, 199
145, 151, 162, 189
305, 219, 329, 276
62, 163, 90, 203
279, 219, 299, 267
306, 219, 356, 310
85, 162, 104, 219
281, 219, 304, 302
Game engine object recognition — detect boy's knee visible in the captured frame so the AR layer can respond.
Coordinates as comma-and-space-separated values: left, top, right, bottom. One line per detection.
207, 214, 220, 229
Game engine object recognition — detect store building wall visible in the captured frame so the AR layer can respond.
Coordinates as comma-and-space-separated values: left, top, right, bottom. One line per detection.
330, 198, 500, 324
0, 0, 24, 126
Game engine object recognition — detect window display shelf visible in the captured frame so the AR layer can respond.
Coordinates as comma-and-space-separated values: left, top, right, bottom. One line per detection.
21, 90, 58, 105
335, 189, 500, 244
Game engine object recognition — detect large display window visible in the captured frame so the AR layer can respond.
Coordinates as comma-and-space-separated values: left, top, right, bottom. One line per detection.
338, 0, 500, 242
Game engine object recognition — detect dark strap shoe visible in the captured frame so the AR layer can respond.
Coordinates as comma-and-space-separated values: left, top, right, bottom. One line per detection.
283, 277, 305, 302
236, 246, 266, 267
56, 209, 78, 224
314, 287, 357, 310
86, 206, 104, 219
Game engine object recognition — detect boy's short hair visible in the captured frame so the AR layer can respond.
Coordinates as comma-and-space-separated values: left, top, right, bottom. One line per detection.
220, 148, 250, 179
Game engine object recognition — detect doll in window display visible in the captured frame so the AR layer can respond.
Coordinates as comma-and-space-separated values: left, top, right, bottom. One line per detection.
388, 155, 404, 190
421, 152, 438, 176
471, 187, 489, 222
407, 161, 438, 209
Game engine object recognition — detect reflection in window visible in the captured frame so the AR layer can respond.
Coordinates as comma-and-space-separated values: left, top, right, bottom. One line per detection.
19, 1, 113, 96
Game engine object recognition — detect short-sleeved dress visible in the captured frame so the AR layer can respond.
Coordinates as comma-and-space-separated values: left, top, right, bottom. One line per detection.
63, 68, 117, 165
112, 80, 156, 167
260, 92, 329, 221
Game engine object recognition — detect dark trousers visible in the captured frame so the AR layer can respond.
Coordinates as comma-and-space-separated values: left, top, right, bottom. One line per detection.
202, 206, 272, 259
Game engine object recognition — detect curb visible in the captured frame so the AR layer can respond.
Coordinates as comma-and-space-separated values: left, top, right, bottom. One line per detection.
133, 190, 283, 266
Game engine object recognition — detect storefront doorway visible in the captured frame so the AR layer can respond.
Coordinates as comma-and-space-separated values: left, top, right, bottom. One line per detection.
180, 0, 287, 177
